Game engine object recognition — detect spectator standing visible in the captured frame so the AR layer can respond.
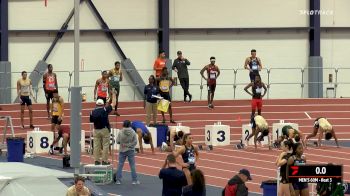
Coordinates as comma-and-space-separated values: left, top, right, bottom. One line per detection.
159, 154, 188, 196
172, 51, 192, 102
115, 120, 139, 185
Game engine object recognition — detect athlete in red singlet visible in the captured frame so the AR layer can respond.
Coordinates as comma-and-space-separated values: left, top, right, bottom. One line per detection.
94, 71, 110, 104
244, 75, 267, 119
43, 64, 58, 119
200, 57, 220, 109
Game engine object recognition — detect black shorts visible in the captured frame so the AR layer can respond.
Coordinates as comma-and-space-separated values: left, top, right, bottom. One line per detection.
20, 96, 32, 106
45, 91, 54, 101
51, 116, 60, 124
249, 71, 259, 82
166, 130, 180, 144
160, 92, 171, 101
188, 164, 196, 172
97, 96, 107, 104
293, 182, 308, 190
207, 84, 216, 92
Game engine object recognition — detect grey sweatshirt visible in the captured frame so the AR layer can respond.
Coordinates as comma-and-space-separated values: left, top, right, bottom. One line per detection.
116, 127, 137, 152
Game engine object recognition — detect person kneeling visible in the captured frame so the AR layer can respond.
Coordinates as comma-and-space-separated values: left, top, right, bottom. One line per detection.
49, 119, 70, 155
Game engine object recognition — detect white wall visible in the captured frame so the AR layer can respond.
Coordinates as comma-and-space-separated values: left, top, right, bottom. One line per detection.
7, 0, 350, 102
169, 31, 309, 100
321, 0, 350, 27
170, 0, 308, 28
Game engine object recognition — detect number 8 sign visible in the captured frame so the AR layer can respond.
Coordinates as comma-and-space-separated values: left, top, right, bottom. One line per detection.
205, 125, 230, 146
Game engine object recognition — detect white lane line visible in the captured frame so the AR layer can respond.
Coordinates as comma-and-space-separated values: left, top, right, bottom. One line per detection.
304, 112, 312, 119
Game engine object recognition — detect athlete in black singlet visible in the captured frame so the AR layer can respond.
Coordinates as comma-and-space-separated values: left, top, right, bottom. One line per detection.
174, 133, 199, 184
244, 49, 263, 82
287, 143, 309, 196
276, 140, 293, 196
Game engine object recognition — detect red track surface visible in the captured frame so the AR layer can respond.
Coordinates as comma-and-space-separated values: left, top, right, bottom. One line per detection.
1, 98, 350, 194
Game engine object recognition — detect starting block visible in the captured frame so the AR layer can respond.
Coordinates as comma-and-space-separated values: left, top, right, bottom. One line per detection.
198, 144, 213, 151
205, 124, 230, 146
27, 131, 54, 154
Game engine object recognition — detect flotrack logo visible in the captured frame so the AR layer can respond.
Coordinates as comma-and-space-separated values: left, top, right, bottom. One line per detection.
299, 10, 334, 15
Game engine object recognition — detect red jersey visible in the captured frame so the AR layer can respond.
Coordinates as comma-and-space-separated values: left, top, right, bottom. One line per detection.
44, 74, 57, 91
58, 125, 70, 135
153, 58, 166, 77
207, 65, 218, 85
97, 79, 109, 98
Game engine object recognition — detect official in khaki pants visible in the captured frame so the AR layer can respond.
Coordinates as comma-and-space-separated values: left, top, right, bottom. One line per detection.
144, 75, 159, 125
90, 99, 113, 165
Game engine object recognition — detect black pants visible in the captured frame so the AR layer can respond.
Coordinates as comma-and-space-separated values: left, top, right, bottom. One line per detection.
179, 78, 190, 99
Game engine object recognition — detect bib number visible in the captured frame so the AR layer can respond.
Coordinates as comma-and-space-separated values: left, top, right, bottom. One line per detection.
252, 65, 258, 70
255, 87, 262, 94
210, 72, 216, 79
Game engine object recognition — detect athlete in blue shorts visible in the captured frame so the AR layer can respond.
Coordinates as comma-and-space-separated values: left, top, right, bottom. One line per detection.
131, 121, 155, 153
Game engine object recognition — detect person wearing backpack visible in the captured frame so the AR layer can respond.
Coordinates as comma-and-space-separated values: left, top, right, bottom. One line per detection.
222, 169, 252, 196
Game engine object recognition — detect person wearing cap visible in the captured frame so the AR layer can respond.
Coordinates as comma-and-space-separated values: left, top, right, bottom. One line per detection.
115, 120, 140, 185
200, 57, 221, 109
172, 51, 192, 102
222, 169, 251, 196
154, 50, 167, 78
304, 117, 339, 148
244, 49, 263, 82
245, 115, 271, 150
130, 120, 155, 154
89, 99, 113, 165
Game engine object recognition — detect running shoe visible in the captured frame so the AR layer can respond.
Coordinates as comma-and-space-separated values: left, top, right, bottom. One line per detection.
115, 180, 121, 185
161, 142, 168, 151
132, 180, 140, 185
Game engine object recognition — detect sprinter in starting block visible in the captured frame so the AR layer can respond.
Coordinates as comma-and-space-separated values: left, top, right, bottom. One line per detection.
161, 126, 184, 152
238, 115, 271, 150
131, 121, 155, 153
275, 125, 305, 148
304, 117, 339, 148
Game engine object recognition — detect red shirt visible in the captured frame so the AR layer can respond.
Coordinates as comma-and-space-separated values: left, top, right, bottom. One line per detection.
207, 65, 218, 85
58, 125, 70, 135
154, 58, 166, 77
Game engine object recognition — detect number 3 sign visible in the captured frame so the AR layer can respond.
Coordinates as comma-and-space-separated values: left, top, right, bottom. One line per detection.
205, 125, 230, 146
